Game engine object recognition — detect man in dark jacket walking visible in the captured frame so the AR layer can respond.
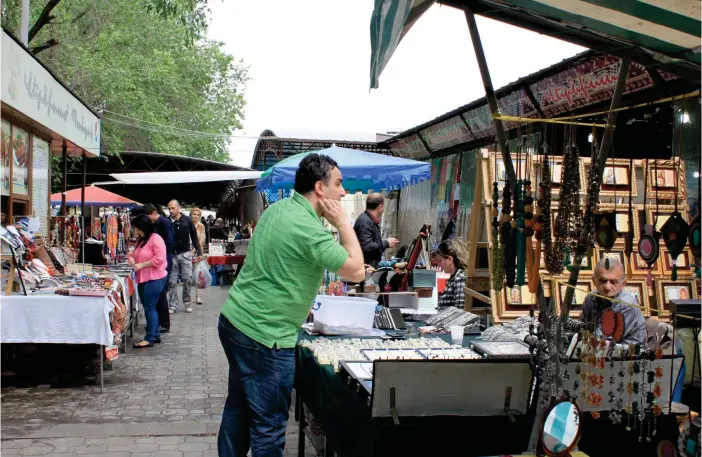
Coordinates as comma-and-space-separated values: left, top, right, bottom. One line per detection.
353, 193, 398, 269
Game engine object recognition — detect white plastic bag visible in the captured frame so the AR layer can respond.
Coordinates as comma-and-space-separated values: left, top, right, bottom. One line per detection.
194, 260, 212, 289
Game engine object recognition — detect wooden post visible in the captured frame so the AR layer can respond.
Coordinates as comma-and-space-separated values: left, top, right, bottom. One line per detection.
463, 6, 515, 186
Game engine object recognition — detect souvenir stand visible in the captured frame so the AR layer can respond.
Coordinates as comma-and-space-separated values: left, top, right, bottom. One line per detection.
1, 216, 134, 392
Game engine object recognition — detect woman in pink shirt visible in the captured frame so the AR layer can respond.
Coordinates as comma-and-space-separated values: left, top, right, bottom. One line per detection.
128, 215, 168, 348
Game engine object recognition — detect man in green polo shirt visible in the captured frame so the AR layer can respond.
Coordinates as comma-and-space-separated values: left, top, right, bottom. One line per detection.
217, 153, 365, 457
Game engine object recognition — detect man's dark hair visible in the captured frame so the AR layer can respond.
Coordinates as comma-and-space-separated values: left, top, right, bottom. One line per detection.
366, 193, 384, 211
294, 153, 339, 194
143, 203, 159, 216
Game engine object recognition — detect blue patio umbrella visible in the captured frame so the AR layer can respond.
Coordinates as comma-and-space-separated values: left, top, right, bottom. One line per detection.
255, 145, 430, 192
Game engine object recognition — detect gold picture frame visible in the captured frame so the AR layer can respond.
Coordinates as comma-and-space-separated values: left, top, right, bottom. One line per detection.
554, 278, 593, 318
655, 279, 698, 320
594, 243, 630, 275
630, 250, 662, 276
582, 158, 640, 197
622, 279, 651, 317
488, 151, 531, 192
596, 203, 641, 241
494, 283, 539, 322
644, 159, 686, 200
661, 247, 694, 277
646, 206, 688, 233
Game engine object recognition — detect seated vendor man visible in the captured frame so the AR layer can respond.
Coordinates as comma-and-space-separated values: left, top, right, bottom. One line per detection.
579, 257, 646, 344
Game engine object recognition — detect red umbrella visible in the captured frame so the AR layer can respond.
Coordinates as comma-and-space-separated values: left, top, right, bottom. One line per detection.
51, 186, 139, 208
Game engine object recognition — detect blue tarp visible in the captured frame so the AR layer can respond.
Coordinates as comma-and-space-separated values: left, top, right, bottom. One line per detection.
255, 145, 431, 193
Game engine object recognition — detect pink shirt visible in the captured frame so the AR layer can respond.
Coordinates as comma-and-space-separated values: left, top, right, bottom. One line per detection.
129, 233, 167, 284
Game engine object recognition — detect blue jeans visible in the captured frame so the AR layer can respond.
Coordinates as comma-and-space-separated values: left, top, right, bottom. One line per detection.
138, 277, 167, 343
217, 314, 295, 457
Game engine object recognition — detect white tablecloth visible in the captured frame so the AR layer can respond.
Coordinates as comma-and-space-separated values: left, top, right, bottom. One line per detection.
1, 295, 115, 346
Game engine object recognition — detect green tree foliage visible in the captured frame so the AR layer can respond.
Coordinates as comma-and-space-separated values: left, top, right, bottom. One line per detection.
2, 0, 248, 189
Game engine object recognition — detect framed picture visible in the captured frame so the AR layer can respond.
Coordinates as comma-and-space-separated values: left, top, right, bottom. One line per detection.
631, 250, 662, 275
489, 151, 530, 191
496, 283, 537, 322
597, 204, 641, 239
622, 279, 651, 317
595, 246, 629, 275
655, 279, 698, 319
647, 206, 688, 233
555, 279, 593, 317
583, 158, 639, 197
533, 155, 584, 193
644, 159, 686, 200
661, 248, 694, 276
503, 285, 536, 307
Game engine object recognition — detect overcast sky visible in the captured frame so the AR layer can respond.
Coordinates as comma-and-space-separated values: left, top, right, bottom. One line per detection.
207, 1, 585, 168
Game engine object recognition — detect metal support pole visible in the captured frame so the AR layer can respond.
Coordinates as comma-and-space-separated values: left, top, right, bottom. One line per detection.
100, 346, 104, 394
463, 6, 516, 185
19, 0, 29, 45
81, 154, 87, 264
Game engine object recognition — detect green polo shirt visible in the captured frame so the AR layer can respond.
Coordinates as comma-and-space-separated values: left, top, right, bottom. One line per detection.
220, 192, 349, 348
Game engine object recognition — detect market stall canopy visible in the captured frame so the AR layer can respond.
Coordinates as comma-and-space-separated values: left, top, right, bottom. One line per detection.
51, 186, 139, 208
104, 170, 262, 185
369, 0, 701, 89
255, 145, 431, 192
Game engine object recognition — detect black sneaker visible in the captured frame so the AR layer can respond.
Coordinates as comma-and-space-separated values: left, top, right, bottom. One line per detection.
155, 337, 162, 344
160, 328, 170, 333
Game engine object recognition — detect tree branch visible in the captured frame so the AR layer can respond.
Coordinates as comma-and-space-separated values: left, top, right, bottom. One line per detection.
28, 0, 63, 42
72, 6, 92, 24
31, 39, 60, 55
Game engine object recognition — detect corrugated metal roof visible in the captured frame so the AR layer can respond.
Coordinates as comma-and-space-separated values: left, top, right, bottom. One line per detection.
264, 129, 379, 143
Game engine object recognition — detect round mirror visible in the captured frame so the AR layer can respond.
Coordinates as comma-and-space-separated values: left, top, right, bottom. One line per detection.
540, 400, 582, 456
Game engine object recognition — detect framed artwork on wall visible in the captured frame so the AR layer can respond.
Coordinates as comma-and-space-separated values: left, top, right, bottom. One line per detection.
597, 203, 641, 240
622, 279, 651, 317
661, 248, 693, 277
647, 206, 688, 233
595, 245, 629, 275
655, 279, 698, 320
630, 250, 662, 276
582, 158, 639, 197
488, 151, 530, 192
555, 279, 593, 317
644, 159, 686, 200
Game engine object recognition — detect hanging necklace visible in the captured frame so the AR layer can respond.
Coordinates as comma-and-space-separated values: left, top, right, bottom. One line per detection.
539, 135, 556, 273
639, 159, 661, 287
492, 145, 505, 292
625, 157, 635, 279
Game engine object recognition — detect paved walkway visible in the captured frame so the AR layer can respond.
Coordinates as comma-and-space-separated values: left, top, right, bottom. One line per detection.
1, 286, 316, 457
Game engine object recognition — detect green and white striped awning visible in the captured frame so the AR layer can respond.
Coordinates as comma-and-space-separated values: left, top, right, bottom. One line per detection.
369, 0, 701, 89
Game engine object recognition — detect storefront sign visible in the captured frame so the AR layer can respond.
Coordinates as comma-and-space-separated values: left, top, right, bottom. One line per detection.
1, 30, 101, 156
12, 126, 29, 196
1, 120, 10, 196
389, 134, 428, 159
32, 137, 50, 233
529, 55, 654, 118
421, 116, 472, 152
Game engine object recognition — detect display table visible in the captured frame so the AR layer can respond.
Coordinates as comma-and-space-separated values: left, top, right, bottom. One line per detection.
1, 294, 117, 392
294, 333, 683, 457
1, 295, 115, 346
294, 334, 533, 457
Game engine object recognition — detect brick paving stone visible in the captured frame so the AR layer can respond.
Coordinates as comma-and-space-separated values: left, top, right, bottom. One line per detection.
178, 443, 209, 452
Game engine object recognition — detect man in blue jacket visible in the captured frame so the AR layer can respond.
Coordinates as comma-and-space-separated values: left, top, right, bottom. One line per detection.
144, 203, 174, 333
